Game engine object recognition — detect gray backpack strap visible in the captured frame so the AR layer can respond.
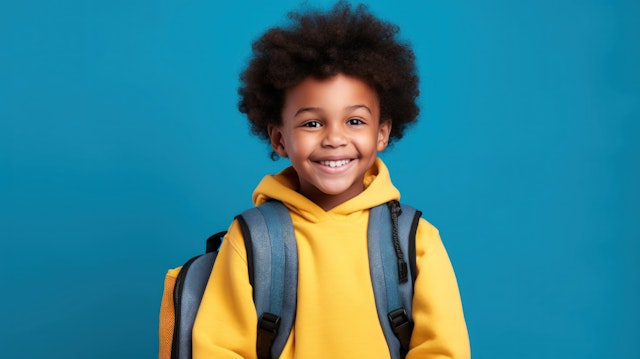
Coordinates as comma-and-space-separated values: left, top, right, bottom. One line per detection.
238, 201, 298, 359
171, 233, 224, 359
368, 201, 421, 359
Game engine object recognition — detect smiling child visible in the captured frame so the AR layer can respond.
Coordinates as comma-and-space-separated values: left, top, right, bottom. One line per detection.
192, 2, 470, 358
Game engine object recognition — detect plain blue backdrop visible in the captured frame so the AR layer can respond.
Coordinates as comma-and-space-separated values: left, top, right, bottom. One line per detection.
1, 0, 638, 358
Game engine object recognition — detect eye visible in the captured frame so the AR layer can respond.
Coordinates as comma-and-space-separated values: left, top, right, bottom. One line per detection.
347, 118, 364, 125
302, 120, 322, 128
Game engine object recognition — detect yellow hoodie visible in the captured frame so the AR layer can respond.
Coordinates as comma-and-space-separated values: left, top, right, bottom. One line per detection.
192, 159, 470, 358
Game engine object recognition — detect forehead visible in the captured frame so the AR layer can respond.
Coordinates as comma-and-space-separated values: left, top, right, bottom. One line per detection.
283, 73, 380, 113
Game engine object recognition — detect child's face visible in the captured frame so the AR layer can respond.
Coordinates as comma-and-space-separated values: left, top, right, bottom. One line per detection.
268, 73, 391, 210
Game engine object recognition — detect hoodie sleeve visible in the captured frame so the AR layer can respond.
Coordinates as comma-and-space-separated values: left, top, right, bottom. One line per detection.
407, 219, 471, 359
192, 219, 259, 359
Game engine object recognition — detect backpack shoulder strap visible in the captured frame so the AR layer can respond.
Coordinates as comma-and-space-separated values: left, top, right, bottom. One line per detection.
368, 201, 421, 359
170, 232, 224, 359
237, 201, 298, 359
403, 204, 422, 290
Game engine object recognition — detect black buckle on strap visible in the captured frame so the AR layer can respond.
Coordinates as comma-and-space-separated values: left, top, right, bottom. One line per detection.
257, 313, 281, 359
388, 308, 413, 354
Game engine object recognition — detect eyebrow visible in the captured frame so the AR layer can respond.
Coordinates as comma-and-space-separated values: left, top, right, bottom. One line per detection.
294, 104, 372, 117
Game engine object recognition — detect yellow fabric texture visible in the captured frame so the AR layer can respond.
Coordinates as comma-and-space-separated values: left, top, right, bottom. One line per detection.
159, 267, 181, 359
192, 158, 470, 358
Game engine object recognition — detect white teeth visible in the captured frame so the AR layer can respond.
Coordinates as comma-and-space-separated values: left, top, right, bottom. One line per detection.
319, 159, 351, 168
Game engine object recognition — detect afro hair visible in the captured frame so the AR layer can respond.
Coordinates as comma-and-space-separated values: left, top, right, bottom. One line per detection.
238, 1, 419, 150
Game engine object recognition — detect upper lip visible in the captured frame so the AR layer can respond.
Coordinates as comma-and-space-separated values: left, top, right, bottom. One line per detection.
313, 156, 355, 162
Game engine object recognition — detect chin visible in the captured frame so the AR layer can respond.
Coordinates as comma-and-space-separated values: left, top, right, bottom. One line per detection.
319, 184, 359, 197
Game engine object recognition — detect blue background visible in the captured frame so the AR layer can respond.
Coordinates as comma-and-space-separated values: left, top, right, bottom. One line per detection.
1, 0, 638, 358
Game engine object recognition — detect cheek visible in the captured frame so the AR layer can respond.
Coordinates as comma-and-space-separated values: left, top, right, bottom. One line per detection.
365, 132, 382, 150
280, 130, 297, 150
290, 133, 315, 151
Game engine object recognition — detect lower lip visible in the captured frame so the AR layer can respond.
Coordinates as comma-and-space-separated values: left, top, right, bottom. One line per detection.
314, 160, 355, 174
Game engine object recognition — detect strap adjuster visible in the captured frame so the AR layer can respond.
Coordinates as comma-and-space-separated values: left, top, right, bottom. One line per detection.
257, 313, 281, 359
388, 308, 413, 354
258, 312, 281, 334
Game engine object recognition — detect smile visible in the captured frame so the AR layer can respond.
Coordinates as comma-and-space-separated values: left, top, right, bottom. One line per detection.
318, 159, 351, 168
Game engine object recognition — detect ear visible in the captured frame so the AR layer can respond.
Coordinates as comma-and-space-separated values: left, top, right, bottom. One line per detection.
376, 119, 392, 152
267, 124, 288, 158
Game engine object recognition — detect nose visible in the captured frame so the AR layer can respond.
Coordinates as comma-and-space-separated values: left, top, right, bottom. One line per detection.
321, 122, 347, 148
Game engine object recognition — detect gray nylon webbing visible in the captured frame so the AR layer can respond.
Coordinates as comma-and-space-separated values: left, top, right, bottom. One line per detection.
368, 203, 417, 359
241, 201, 298, 359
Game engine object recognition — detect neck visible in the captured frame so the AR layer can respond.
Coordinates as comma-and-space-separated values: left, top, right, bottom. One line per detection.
299, 185, 364, 212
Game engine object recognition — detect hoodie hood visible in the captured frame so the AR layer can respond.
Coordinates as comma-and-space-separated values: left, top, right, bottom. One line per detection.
252, 158, 400, 222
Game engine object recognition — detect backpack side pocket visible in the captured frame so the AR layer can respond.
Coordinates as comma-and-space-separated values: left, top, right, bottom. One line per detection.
159, 267, 181, 359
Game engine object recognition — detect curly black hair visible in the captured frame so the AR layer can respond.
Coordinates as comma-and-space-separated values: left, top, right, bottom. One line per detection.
238, 1, 419, 150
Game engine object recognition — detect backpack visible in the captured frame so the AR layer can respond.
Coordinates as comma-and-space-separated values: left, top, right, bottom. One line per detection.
159, 200, 422, 359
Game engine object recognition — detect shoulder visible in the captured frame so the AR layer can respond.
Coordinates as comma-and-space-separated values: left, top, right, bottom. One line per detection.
416, 217, 440, 238
219, 218, 248, 264
414, 216, 445, 258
